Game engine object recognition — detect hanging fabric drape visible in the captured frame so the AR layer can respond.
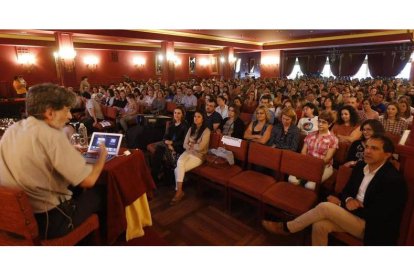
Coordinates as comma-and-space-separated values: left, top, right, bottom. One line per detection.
283, 42, 412, 78
368, 49, 411, 77
330, 53, 366, 77
298, 55, 326, 76
282, 56, 297, 77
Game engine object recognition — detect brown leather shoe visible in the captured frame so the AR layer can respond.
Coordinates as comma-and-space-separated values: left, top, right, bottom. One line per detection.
170, 192, 185, 205
262, 220, 290, 235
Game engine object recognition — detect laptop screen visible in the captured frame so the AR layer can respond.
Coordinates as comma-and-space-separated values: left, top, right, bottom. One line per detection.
88, 132, 123, 155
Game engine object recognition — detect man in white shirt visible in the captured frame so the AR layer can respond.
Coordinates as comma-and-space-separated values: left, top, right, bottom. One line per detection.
262, 134, 406, 245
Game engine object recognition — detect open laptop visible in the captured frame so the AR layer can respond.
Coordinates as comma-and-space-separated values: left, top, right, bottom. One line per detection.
82, 132, 123, 164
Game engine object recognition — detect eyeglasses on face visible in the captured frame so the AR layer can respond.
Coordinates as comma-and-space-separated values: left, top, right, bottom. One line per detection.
256, 112, 265, 115
318, 120, 328, 124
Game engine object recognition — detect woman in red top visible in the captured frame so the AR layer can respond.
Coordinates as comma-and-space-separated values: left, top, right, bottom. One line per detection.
332, 105, 361, 143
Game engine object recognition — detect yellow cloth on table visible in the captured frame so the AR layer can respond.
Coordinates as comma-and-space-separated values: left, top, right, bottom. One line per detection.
125, 193, 152, 241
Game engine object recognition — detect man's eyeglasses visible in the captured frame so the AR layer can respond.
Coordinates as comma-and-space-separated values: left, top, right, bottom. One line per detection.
318, 119, 329, 124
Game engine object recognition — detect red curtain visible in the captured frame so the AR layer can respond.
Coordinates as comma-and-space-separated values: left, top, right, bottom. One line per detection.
330, 53, 366, 77
298, 55, 327, 76
282, 56, 297, 77
368, 50, 411, 77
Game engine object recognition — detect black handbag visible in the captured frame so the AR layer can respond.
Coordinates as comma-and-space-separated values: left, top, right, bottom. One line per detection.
163, 148, 179, 169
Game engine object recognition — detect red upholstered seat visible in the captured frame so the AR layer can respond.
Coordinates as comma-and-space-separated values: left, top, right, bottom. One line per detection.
192, 164, 243, 186
334, 142, 351, 167
0, 186, 99, 246
94, 105, 118, 132
228, 142, 282, 200
191, 138, 248, 186
228, 171, 276, 199
334, 165, 353, 194
261, 150, 324, 216
209, 132, 222, 149
262, 182, 318, 216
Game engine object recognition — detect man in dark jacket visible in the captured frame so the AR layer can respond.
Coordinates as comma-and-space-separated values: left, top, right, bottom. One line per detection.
262, 134, 407, 245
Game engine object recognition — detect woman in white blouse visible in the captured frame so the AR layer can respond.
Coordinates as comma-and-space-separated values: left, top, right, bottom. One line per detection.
215, 95, 229, 119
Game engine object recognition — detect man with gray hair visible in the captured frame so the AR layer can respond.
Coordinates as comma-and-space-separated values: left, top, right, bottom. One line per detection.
0, 83, 107, 240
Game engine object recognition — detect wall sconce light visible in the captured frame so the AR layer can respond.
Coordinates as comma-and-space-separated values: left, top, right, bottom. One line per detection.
220, 56, 225, 63
261, 56, 280, 66
133, 57, 146, 68
200, 58, 210, 67
84, 56, 98, 71
228, 54, 237, 64
166, 53, 181, 66
17, 53, 35, 73
54, 47, 77, 72
174, 57, 181, 66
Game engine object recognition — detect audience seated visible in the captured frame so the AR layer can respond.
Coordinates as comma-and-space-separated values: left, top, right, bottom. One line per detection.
398, 96, 413, 127
217, 104, 245, 139
151, 106, 188, 184
204, 99, 222, 132
243, 105, 273, 145
215, 95, 229, 119
359, 98, 379, 122
118, 94, 139, 133
3, 76, 412, 246
379, 102, 408, 136
332, 105, 361, 144
267, 107, 300, 152
171, 110, 210, 205
150, 90, 166, 115
297, 102, 319, 135
345, 119, 385, 166
289, 111, 338, 190
263, 135, 407, 246
82, 92, 104, 134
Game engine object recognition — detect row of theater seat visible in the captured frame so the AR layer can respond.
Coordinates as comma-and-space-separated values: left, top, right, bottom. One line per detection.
190, 133, 325, 217
186, 133, 414, 246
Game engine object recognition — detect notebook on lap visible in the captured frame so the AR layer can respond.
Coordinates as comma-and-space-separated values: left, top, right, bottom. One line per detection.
82, 132, 123, 164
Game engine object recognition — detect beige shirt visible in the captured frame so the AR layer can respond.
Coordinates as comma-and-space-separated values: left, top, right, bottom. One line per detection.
86, 98, 104, 120
0, 117, 92, 213
183, 127, 211, 160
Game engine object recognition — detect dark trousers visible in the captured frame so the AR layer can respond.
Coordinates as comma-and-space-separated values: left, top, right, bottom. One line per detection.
152, 143, 166, 174
35, 185, 106, 240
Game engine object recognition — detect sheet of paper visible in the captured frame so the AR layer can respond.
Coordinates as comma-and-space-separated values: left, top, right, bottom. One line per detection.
221, 135, 242, 147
